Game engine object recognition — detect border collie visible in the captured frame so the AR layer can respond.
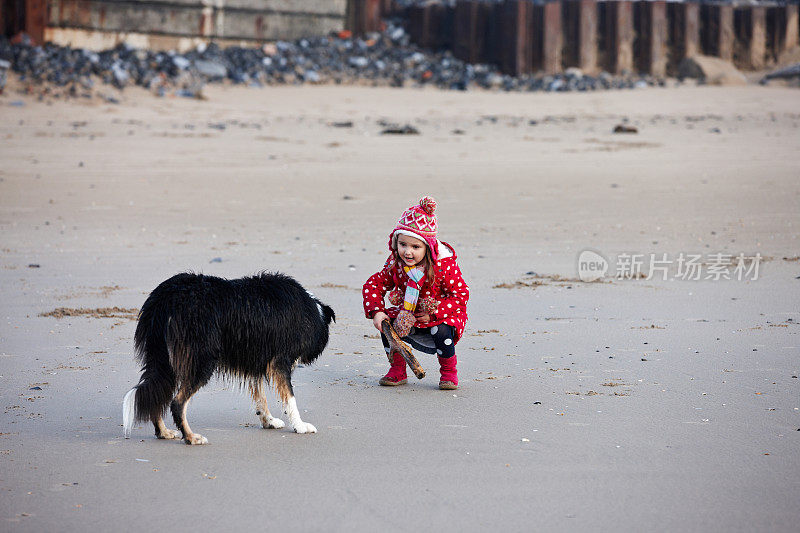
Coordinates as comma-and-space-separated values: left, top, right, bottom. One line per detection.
122, 272, 335, 444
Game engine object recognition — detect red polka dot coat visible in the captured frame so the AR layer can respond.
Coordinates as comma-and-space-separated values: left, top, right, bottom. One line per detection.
363, 242, 469, 343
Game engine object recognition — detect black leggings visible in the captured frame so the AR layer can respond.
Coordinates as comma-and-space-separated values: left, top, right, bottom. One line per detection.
381, 323, 456, 358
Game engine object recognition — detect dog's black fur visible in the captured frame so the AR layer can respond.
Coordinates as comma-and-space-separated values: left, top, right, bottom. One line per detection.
123, 272, 335, 444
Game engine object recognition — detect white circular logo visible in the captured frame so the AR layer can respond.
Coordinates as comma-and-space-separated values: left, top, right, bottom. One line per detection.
577, 249, 609, 282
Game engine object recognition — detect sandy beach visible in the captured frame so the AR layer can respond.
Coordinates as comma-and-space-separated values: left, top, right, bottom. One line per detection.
1, 82, 799, 531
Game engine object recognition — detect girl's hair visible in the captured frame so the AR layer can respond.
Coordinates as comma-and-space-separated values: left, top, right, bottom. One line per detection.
393, 245, 436, 287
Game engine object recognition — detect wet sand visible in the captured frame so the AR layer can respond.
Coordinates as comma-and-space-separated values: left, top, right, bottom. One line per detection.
1, 83, 799, 531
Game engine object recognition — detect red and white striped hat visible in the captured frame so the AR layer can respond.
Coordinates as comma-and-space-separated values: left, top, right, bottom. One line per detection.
389, 196, 440, 261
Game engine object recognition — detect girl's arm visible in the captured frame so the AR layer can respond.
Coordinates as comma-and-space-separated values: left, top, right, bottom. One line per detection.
363, 259, 395, 319
433, 260, 469, 322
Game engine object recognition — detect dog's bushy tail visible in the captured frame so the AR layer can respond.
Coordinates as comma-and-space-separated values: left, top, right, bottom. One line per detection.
123, 292, 177, 437
321, 304, 336, 325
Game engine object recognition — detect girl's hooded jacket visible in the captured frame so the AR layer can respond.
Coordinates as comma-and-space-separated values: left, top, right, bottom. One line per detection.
363, 241, 469, 343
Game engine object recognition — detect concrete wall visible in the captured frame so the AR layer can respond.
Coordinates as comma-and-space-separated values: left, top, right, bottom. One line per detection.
43, 0, 347, 50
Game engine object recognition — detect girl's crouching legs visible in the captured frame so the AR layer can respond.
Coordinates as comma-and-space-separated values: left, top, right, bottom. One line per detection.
438, 355, 458, 390
431, 324, 458, 390
379, 333, 408, 386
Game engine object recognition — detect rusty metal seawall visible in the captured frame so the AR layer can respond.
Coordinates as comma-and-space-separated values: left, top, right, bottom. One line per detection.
4, 0, 348, 50
349, 0, 800, 76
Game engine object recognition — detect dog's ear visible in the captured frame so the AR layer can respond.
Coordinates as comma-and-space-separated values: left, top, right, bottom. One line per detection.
321, 304, 336, 324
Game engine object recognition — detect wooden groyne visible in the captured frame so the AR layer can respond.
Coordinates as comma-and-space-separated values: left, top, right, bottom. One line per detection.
347, 0, 800, 75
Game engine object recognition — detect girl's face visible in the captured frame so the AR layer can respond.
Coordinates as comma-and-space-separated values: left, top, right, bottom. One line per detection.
396, 234, 427, 267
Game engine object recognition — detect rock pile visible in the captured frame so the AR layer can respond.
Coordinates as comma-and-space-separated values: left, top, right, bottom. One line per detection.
0, 23, 663, 99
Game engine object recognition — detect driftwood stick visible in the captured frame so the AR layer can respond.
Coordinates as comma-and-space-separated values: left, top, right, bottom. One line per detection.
381, 320, 426, 379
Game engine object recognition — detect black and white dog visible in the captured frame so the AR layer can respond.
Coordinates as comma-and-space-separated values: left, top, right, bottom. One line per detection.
122, 272, 335, 444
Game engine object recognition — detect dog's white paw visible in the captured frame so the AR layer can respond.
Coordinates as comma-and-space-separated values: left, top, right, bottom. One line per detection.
157, 429, 181, 440
263, 416, 285, 429
293, 422, 317, 434
185, 434, 208, 445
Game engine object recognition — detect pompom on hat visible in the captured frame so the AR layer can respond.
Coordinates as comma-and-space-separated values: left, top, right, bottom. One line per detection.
389, 196, 440, 261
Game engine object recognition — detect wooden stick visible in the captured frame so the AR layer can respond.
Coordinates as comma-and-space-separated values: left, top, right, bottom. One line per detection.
381, 320, 426, 379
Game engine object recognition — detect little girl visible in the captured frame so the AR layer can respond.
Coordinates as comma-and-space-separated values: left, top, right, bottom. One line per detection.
363, 196, 469, 390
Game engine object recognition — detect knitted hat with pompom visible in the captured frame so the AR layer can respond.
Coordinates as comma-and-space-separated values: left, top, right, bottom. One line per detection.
389, 196, 440, 261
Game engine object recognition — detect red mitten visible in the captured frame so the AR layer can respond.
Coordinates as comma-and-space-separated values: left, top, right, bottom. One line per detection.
418, 297, 439, 316
393, 310, 415, 338
387, 289, 403, 307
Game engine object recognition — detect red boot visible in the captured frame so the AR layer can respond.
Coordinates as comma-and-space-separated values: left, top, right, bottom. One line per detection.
379, 353, 407, 386
438, 356, 458, 390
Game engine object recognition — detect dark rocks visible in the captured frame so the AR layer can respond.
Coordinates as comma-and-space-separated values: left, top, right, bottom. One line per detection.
380, 124, 420, 135
0, 22, 663, 98
194, 59, 227, 80
613, 124, 638, 134
0, 58, 9, 93
760, 62, 800, 84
